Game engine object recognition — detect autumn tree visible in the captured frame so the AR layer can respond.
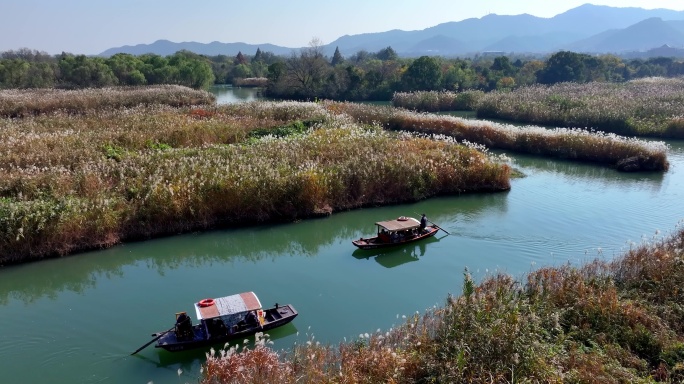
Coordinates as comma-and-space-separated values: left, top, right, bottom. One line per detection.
279, 38, 331, 98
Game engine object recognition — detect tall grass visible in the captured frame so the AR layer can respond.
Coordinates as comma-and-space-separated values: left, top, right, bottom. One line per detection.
202, 226, 684, 383
326, 101, 669, 172
392, 78, 684, 139
0, 85, 215, 117
476, 78, 684, 139
393, 90, 485, 112
0, 101, 510, 264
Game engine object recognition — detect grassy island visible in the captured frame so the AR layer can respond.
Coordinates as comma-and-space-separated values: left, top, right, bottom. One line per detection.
201, 227, 684, 383
0, 88, 510, 265
326, 101, 669, 172
393, 77, 684, 140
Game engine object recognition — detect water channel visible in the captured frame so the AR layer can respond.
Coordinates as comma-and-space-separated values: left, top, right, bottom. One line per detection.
1, 86, 683, 383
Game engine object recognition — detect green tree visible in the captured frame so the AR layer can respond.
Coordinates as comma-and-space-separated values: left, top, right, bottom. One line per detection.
169, 51, 215, 89
537, 51, 591, 84
375, 46, 398, 61
253, 48, 263, 63
331, 47, 344, 66
234, 51, 247, 65
402, 56, 442, 91
25, 61, 56, 88
58, 54, 118, 88
515, 60, 544, 87
231, 63, 252, 81
0, 58, 30, 88
139, 54, 177, 84
491, 56, 515, 76
107, 53, 147, 85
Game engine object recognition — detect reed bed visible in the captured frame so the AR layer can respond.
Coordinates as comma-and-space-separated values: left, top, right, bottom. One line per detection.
202, 226, 684, 383
325, 101, 669, 172
0, 85, 215, 117
476, 77, 684, 139
0, 101, 510, 264
392, 90, 485, 112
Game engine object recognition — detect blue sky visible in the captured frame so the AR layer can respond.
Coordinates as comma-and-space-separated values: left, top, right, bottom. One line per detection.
1, 0, 684, 55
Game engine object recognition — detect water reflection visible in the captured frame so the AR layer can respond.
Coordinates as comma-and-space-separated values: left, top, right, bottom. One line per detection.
0, 190, 510, 304
208, 85, 264, 104
510, 153, 665, 192
352, 236, 443, 268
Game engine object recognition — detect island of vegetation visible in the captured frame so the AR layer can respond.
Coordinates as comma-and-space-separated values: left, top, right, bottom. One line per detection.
0, 84, 670, 265
0, 86, 512, 265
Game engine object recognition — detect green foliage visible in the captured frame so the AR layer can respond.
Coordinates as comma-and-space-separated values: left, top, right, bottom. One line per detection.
402, 56, 442, 91
103, 143, 126, 161
146, 141, 172, 151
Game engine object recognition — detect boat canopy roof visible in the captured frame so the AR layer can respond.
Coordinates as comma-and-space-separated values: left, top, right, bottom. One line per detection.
194, 291, 262, 321
376, 217, 420, 232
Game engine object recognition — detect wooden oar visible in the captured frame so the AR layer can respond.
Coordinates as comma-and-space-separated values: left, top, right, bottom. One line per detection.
415, 213, 451, 235
131, 326, 174, 355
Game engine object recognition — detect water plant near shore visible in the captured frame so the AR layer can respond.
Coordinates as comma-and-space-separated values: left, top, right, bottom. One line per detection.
0, 101, 510, 264
326, 101, 669, 172
201, 226, 684, 383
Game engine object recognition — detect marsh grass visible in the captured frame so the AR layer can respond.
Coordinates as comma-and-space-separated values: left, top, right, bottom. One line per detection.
393, 79, 684, 140
326, 101, 669, 172
0, 100, 510, 264
393, 90, 485, 112
202, 226, 684, 383
0, 85, 215, 117
475, 78, 684, 139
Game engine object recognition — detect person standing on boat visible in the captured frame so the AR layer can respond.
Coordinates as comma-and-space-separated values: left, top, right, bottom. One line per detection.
420, 214, 427, 232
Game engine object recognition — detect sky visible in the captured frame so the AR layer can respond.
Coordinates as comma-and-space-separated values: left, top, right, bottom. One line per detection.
2, 0, 684, 55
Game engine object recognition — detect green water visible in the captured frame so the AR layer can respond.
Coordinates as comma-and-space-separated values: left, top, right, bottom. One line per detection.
1, 88, 683, 383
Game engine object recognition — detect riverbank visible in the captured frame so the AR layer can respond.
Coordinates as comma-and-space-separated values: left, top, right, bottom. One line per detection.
202, 226, 684, 383
0, 96, 510, 265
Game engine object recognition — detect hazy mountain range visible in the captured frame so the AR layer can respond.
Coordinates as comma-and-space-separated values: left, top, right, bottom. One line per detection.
99, 4, 684, 58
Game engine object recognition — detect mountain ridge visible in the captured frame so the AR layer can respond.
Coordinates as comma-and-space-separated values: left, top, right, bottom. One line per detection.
99, 4, 684, 58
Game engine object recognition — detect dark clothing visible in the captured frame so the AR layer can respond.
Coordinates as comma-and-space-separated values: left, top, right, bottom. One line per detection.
420, 215, 427, 230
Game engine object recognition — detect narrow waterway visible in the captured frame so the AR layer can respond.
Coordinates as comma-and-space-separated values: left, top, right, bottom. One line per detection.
1, 88, 682, 383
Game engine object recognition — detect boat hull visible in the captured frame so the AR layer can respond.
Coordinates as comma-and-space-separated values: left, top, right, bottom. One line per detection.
154, 304, 297, 352
352, 226, 439, 250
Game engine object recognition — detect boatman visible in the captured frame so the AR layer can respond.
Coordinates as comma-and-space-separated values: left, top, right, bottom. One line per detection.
420, 214, 427, 232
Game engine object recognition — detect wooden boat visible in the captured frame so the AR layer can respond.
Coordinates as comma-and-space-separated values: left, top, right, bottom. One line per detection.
352, 216, 439, 250
151, 291, 297, 352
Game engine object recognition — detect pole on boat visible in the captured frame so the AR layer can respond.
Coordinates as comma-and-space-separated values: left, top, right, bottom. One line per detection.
415, 212, 451, 235
131, 326, 175, 355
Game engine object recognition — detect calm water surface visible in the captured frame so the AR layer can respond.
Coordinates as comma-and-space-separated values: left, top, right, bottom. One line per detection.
208, 84, 262, 104
1, 88, 683, 383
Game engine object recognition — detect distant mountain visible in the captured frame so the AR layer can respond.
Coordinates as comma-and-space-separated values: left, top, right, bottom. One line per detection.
99, 39, 297, 57
99, 4, 684, 58
567, 18, 684, 53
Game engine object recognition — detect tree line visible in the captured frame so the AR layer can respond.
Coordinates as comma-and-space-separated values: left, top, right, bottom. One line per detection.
2, 45, 684, 96
0, 49, 215, 89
